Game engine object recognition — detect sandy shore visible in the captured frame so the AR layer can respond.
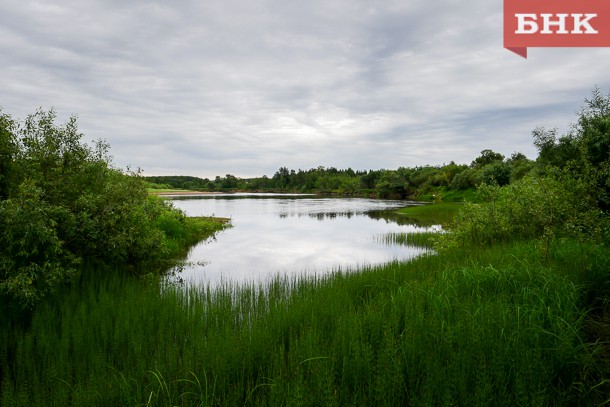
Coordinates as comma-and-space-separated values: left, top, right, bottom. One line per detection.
151, 191, 224, 196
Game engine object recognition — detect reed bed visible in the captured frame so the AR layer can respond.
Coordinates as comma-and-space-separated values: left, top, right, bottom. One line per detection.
1, 239, 605, 406
375, 231, 440, 249
397, 202, 462, 227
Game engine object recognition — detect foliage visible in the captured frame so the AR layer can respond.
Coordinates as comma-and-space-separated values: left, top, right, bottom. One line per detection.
0, 113, 17, 199
397, 202, 462, 227
0, 109, 224, 312
532, 87, 610, 212
436, 175, 602, 251
436, 87, 610, 254
576, 87, 610, 212
470, 149, 505, 168
450, 167, 478, 190
144, 155, 533, 200
478, 160, 511, 186
532, 127, 579, 169
0, 181, 79, 310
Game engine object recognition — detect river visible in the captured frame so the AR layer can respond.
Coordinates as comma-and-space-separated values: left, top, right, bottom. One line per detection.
167, 193, 438, 287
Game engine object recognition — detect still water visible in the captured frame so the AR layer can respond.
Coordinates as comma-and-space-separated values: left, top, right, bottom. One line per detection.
168, 193, 436, 287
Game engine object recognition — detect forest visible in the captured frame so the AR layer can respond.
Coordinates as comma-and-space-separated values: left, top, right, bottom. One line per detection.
144, 148, 532, 201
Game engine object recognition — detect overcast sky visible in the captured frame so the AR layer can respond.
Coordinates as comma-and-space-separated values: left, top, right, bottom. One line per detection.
2, 0, 609, 179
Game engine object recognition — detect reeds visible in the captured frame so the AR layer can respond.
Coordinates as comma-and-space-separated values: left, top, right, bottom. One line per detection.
397, 202, 462, 227
375, 231, 440, 248
1, 239, 606, 406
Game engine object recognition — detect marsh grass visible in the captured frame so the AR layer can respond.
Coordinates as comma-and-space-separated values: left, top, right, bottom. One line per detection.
375, 231, 439, 249
397, 202, 461, 227
157, 216, 230, 264
1, 239, 606, 406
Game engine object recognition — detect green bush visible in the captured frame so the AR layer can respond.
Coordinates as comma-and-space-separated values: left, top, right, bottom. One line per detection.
0, 181, 79, 310
437, 175, 603, 251
478, 161, 511, 186
0, 109, 220, 312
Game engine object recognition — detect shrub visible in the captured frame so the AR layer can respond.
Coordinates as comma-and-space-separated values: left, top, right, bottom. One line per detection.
0, 181, 79, 310
436, 175, 603, 252
0, 109, 215, 312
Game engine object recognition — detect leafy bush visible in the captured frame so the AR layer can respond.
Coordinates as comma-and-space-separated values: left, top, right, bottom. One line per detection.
437, 175, 603, 251
478, 161, 511, 186
450, 167, 478, 190
0, 181, 80, 310
0, 109, 215, 312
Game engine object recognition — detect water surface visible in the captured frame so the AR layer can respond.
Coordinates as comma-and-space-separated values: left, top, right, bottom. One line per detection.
168, 194, 436, 287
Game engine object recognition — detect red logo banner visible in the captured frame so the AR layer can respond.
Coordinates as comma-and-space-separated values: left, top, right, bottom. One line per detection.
504, 0, 610, 58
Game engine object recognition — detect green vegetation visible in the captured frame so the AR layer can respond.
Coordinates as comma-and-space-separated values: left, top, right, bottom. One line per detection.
397, 202, 462, 227
144, 150, 534, 200
376, 230, 439, 248
2, 88, 610, 405
0, 240, 606, 406
0, 109, 228, 315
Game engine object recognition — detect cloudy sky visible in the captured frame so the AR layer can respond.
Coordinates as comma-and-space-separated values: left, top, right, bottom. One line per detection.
2, 0, 609, 179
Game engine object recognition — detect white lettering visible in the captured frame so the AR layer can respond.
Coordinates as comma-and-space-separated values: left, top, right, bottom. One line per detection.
515, 14, 538, 34
515, 13, 599, 35
571, 14, 598, 34
540, 13, 569, 34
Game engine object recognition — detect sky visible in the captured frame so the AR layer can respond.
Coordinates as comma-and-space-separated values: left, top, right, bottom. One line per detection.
2, 0, 610, 179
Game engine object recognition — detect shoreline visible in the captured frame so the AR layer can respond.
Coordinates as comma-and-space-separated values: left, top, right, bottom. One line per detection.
151, 190, 224, 196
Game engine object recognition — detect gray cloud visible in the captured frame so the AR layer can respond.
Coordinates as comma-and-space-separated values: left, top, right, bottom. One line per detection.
1, 0, 609, 178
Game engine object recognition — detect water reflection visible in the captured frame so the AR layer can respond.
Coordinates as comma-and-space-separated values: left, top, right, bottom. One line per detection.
167, 194, 437, 287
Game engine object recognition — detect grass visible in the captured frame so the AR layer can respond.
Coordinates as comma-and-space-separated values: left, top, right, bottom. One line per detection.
397, 202, 462, 227
155, 215, 230, 262
415, 188, 480, 204
1, 239, 607, 406
375, 231, 440, 249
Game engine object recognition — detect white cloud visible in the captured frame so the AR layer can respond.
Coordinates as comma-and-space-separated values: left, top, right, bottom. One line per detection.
1, 0, 609, 178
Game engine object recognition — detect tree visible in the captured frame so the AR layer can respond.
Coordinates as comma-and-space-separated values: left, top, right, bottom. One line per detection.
507, 152, 534, 182
532, 127, 579, 169
375, 170, 407, 198
471, 149, 505, 168
479, 161, 511, 186
575, 87, 610, 211
0, 109, 195, 312
273, 167, 290, 188
451, 168, 478, 190
0, 112, 17, 199
0, 181, 79, 310
533, 87, 610, 212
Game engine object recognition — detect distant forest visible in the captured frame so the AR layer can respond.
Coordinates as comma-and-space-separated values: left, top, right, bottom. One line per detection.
144, 149, 534, 201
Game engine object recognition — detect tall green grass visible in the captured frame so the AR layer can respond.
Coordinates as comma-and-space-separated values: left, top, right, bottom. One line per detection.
375, 231, 439, 249
155, 215, 230, 264
397, 202, 461, 227
1, 239, 606, 406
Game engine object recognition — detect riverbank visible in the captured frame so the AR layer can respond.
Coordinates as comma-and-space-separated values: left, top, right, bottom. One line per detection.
150, 189, 225, 196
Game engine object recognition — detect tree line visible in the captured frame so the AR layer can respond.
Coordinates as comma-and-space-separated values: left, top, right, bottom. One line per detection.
144, 149, 534, 201
146, 89, 609, 210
